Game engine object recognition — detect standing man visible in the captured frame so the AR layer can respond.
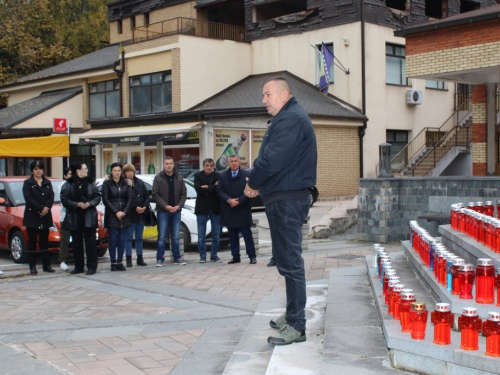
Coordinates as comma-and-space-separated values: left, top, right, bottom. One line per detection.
245, 77, 317, 345
194, 158, 222, 263
152, 156, 187, 266
218, 154, 256, 265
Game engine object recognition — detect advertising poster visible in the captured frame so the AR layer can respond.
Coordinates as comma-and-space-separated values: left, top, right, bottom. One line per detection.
251, 130, 267, 166
213, 129, 250, 171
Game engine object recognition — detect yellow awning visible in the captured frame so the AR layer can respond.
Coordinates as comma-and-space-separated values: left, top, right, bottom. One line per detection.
0, 135, 69, 157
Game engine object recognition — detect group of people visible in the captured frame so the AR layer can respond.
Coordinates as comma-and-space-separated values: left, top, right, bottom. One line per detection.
20, 77, 317, 346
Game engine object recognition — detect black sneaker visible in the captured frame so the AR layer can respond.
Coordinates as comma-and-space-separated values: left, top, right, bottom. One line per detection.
250, 258, 257, 264
117, 263, 126, 271
210, 256, 223, 263
267, 258, 276, 267
228, 258, 241, 264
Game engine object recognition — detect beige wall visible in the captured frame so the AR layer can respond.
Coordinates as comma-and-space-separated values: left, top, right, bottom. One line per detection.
127, 51, 172, 76
251, 24, 455, 178
6, 79, 84, 106
178, 35, 252, 110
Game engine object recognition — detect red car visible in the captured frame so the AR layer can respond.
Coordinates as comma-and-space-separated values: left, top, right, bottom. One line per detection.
0, 177, 108, 263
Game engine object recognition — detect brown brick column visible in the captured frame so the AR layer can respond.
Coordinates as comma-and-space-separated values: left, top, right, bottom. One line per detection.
472, 84, 487, 176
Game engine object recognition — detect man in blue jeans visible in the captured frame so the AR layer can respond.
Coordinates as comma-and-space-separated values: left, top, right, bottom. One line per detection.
245, 77, 317, 345
152, 156, 187, 266
194, 158, 222, 263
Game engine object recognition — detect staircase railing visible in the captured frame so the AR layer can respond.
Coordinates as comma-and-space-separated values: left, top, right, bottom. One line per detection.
412, 122, 472, 176
391, 95, 472, 175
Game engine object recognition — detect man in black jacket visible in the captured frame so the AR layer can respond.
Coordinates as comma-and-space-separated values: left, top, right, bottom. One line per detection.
245, 77, 317, 345
194, 158, 222, 263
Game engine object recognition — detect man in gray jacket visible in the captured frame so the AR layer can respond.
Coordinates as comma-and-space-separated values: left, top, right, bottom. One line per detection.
152, 156, 187, 266
245, 77, 317, 345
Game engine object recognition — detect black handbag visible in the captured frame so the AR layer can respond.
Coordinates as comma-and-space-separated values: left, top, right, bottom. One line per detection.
144, 205, 158, 227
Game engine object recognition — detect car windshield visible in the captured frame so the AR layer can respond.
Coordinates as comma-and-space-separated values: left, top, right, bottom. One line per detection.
6, 181, 63, 205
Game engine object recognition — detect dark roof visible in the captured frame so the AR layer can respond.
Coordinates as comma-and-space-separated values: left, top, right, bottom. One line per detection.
192, 71, 367, 121
0, 87, 82, 130
395, 4, 500, 36
2, 46, 120, 88
195, 0, 229, 7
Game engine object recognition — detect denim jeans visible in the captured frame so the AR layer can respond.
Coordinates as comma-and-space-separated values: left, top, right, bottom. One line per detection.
196, 210, 220, 259
126, 222, 145, 256
228, 226, 256, 259
108, 227, 127, 263
265, 197, 310, 331
156, 210, 181, 261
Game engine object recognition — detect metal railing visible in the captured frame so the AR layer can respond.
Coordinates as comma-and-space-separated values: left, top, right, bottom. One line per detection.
391, 95, 472, 175
133, 17, 247, 43
411, 124, 472, 176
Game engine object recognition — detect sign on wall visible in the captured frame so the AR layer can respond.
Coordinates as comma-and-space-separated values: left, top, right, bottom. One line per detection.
53, 118, 68, 133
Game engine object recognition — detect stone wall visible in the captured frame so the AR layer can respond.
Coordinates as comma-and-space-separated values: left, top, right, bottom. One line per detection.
357, 177, 500, 243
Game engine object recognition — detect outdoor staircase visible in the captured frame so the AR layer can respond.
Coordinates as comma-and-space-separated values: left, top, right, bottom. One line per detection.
391, 101, 473, 177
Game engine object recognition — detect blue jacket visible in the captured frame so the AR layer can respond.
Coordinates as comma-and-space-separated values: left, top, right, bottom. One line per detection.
249, 96, 317, 205
217, 168, 253, 228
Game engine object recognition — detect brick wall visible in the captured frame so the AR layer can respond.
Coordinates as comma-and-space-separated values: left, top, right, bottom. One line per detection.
358, 177, 500, 242
315, 125, 359, 197
172, 48, 181, 112
472, 84, 488, 175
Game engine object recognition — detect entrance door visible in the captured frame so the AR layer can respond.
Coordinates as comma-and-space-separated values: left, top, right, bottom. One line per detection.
116, 148, 143, 174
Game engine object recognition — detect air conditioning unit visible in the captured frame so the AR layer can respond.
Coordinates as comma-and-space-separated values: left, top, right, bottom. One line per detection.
406, 90, 423, 105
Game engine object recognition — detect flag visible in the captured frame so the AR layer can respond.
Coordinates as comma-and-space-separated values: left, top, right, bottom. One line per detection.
319, 42, 334, 94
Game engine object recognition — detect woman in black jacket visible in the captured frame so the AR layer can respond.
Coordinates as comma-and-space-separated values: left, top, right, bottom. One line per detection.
60, 162, 101, 275
102, 162, 133, 271
22, 160, 55, 276
123, 164, 149, 267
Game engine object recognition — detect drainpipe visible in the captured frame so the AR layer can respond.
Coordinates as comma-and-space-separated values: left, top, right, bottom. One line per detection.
113, 50, 125, 117
358, 0, 367, 178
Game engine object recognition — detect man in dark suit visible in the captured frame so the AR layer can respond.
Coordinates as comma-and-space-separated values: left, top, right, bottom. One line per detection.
217, 154, 256, 264
194, 158, 222, 263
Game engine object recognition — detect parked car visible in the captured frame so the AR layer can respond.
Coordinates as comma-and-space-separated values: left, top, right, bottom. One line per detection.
95, 175, 228, 248
0, 177, 109, 263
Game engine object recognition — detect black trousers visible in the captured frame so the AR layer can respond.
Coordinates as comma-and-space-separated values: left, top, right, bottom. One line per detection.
71, 228, 98, 272
26, 227, 50, 265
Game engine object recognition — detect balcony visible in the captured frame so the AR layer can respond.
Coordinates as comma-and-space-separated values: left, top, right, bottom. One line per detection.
133, 17, 247, 43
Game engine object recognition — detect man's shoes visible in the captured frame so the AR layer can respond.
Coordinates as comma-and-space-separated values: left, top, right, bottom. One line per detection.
70, 269, 84, 275
156, 259, 164, 267
267, 259, 276, 267
174, 258, 186, 265
60, 262, 69, 271
43, 265, 55, 273
228, 258, 241, 264
29, 264, 38, 276
137, 255, 147, 266
199, 257, 206, 263
270, 312, 287, 330
250, 258, 257, 264
210, 256, 222, 263
86, 269, 96, 275
267, 324, 306, 346
116, 262, 126, 271
126, 256, 133, 268
110, 263, 118, 271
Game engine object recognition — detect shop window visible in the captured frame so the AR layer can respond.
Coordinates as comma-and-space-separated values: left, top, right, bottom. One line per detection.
425, 80, 445, 90
425, 0, 444, 19
315, 42, 334, 84
386, 0, 407, 11
89, 79, 121, 119
164, 148, 200, 179
0, 159, 5, 177
130, 71, 172, 115
461, 1, 479, 13
253, 0, 306, 22
117, 20, 123, 34
15, 158, 41, 176
386, 130, 408, 159
386, 44, 408, 86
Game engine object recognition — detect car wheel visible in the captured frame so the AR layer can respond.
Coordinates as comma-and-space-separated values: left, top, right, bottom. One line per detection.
180, 223, 191, 249
97, 247, 108, 257
10, 231, 28, 264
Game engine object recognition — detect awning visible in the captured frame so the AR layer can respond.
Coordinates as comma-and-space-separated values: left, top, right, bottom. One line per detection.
79, 122, 200, 145
0, 135, 69, 157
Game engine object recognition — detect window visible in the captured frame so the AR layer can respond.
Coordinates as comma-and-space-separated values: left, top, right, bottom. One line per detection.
386, 44, 408, 86
425, 80, 445, 90
89, 80, 121, 118
386, 130, 408, 159
253, 0, 306, 22
386, 0, 407, 11
425, 0, 444, 19
130, 71, 172, 115
315, 42, 334, 84
117, 19, 122, 34
144, 12, 149, 26
461, 1, 479, 13
131, 16, 135, 29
